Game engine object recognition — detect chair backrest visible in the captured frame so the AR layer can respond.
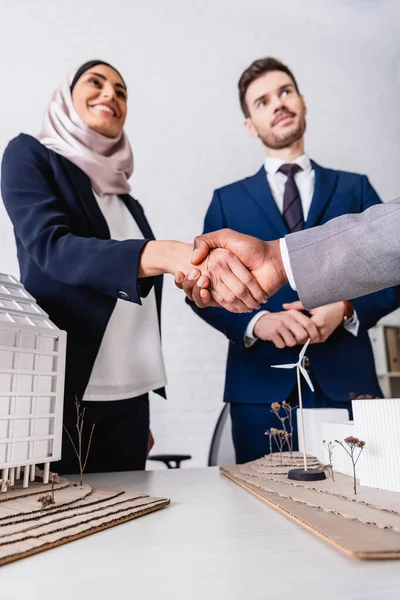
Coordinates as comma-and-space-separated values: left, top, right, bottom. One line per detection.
208, 404, 236, 466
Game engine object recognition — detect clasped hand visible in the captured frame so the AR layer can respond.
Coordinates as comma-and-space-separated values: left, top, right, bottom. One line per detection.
175, 229, 346, 342
176, 229, 287, 313
186, 247, 267, 313
253, 300, 346, 348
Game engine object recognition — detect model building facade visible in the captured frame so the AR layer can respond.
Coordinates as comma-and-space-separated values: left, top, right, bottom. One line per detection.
0, 273, 66, 492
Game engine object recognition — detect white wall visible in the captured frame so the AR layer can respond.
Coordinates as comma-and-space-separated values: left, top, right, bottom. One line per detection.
1, 0, 399, 468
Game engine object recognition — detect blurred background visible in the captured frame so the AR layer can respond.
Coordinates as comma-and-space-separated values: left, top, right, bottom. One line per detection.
1, 0, 399, 467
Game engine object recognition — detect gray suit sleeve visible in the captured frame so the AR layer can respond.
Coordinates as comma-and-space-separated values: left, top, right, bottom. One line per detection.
285, 198, 400, 309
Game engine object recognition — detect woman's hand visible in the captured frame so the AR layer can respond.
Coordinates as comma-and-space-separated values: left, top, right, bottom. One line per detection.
175, 230, 286, 312
193, 248, 268, 312
140, 240, 266, 312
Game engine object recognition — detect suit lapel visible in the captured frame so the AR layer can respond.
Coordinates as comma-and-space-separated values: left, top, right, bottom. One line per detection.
60, 157, 110, 239
60, 157, 156, 242
305, 161, 338, 229
58, 155, 162, 311
121, 195, 155, 241
122, 195, 160, 311
242, 167, 289, 237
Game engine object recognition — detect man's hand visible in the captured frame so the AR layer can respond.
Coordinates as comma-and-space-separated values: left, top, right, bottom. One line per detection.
254, 311, 320, 349
175, 229, 288, 311
168, 241, 267, 312
194, 247, 268, 313
283, 300, 346, 342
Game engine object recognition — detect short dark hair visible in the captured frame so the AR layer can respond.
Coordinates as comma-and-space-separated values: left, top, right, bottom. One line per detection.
238, 57, 300, 117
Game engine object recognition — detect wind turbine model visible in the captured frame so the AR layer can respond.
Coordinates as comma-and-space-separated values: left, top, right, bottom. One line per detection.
272, 339, 326, 481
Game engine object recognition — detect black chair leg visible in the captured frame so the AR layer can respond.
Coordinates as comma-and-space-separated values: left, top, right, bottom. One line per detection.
147, 454, 192, 469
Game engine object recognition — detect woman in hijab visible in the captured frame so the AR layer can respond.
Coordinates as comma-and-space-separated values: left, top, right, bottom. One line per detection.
1, 60, 266, 474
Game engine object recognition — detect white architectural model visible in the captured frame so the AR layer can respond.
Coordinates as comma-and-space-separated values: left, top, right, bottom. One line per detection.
298, 408, 355, 476
299, 400, 400, 492
0, 273, 66, 492
352, 398, 400, 493
297, 407, 350, 462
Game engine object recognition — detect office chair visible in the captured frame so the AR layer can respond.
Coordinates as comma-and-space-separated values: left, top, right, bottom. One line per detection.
147, 453, 192, 469
208, 403, 236, 466
148, 403, 235, 469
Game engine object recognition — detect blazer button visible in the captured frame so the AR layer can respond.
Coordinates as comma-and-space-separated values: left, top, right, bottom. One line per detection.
118, 290, 131, 301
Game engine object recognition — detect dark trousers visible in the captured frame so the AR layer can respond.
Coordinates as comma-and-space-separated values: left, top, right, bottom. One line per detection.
54, 394, 149, 475
230, 378, 353, 464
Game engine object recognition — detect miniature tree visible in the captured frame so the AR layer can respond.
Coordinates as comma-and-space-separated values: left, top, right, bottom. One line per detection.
273, 428, 288, 464
264, 427, 290, 464
270, 403, 289, 462
271, 403, 289, 452
49, 472, 58, 503
265, 429, 274, 459
269, 401, 297, 458
335, 436, 366, 494
0, 479, 12, 493
63, 398, 95, 486
38, 494, 54, 510
282, 400, 296, 456
271, 402, 288, 431
322, 440, 336, 481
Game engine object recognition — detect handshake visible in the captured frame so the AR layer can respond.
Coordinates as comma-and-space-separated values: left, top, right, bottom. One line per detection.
173, 228, 352, 348
174, 229, 288, 313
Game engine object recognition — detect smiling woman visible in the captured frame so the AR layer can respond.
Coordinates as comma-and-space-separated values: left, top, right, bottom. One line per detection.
71, 61, 128, 139
1, 60, 266, 476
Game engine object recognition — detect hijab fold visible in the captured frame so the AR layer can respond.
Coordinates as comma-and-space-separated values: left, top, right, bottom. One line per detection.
37, 66, 133, 196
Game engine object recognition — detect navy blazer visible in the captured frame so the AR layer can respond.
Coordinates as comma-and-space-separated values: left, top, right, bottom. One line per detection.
189, 163, 400, 404
1, 134, 165, 400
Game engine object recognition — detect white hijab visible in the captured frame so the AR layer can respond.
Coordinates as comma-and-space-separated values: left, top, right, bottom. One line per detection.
37, 69, 134, 196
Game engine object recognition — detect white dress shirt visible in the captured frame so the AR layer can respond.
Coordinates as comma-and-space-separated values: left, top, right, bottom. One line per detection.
244, 154, 359, 346
83, 191, 167, 401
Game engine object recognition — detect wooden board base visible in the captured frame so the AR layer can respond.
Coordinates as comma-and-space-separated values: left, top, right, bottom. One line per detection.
0, 479, 169, 566
221, 460, 400, 560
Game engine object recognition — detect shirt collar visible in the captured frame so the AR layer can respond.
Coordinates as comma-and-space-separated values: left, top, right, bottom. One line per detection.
264, 153, 312, 176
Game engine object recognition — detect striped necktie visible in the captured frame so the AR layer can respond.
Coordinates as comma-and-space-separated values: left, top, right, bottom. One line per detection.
279, 163, 304, 232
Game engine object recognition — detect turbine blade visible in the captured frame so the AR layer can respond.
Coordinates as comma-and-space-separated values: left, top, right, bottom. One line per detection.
299, 366, 314, 392
271, 364, 297, 369
299, 338, 311, 361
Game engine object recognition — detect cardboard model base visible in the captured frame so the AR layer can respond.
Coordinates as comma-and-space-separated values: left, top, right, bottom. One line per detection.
221, 452, 400, 560
0, 477, 169, 566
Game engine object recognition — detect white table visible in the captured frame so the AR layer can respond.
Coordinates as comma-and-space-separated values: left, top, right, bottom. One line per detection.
2, 467, 400, 599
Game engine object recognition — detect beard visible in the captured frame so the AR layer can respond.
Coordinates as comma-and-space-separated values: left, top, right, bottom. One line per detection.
259, 115, 307, 150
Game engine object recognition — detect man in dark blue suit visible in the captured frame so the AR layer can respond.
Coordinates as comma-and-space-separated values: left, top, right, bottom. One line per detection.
188, 57, 399, 463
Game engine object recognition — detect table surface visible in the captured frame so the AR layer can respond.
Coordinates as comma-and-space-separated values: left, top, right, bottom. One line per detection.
2, 467, 400, 600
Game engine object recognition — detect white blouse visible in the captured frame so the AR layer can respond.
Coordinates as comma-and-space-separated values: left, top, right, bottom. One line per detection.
83, 192, 167, 401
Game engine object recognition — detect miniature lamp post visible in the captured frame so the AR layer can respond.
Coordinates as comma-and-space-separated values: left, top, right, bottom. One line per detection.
271, 339, 326, 482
